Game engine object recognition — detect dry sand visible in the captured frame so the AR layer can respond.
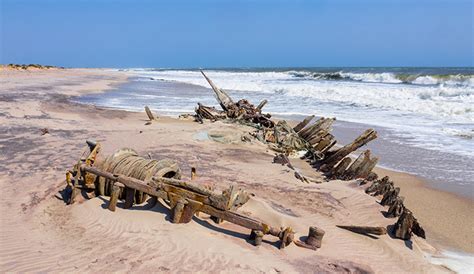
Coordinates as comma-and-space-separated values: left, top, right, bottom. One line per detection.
0, 68, 471, 273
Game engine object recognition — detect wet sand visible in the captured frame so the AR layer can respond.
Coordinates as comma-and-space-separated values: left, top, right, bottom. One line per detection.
0, 68, 471, 272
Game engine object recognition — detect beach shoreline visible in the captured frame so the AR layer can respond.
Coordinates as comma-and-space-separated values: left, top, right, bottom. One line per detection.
1, 68, 472, 272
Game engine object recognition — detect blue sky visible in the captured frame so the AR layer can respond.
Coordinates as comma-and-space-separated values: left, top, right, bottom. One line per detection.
1, 0, 472, 67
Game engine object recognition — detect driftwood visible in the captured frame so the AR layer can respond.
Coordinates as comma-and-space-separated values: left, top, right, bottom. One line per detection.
295, 226, 325, 250
393, 209, 425, 240
336, 225, 387, 236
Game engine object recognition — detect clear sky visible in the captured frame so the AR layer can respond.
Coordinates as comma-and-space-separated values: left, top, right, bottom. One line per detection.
1, 0, 472, 68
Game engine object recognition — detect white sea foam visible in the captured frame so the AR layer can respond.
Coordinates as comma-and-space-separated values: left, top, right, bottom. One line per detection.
425, 251, 474, 274
340, 72, 403, 83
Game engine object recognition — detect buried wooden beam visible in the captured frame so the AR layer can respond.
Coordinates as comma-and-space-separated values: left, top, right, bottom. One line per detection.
336, 225, 387, 236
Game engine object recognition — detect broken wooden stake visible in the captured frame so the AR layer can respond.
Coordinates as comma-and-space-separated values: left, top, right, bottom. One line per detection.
393, 209, 425, 240
256, 99, 268, 112
145, 106, 156, 121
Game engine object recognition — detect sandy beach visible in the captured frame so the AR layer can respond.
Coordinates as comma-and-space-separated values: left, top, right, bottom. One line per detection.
0, 68, 472, 272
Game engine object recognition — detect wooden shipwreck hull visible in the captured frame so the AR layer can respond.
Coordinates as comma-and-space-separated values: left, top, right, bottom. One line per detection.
191, 71, 426, 243
195, 71, 379, 181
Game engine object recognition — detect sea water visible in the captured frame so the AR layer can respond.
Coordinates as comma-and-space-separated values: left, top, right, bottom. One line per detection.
78, 68, 474, 199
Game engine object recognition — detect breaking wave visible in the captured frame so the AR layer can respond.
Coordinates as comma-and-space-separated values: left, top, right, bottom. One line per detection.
288, 71, 474, 87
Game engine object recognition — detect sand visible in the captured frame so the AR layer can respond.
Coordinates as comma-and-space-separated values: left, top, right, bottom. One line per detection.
0, 68, 471, 273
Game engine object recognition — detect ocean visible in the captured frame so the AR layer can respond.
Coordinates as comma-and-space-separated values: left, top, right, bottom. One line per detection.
77, 67, 474, 199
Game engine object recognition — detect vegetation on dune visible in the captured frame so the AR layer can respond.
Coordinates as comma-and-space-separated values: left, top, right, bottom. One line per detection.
3, 63, 64, 70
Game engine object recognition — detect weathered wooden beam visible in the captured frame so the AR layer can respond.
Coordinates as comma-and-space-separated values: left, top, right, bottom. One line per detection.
256, 99, 268, 113
293, 115, 315, 133
108, 183, 122, 212
200, 70, 234, 111
80, 165, 293, 247
342, 151, 367, 179
123, 187, 135, 209
328, 157, 352, 178
380, 186, 400, 207
145, 106, 156, 121
393, 209, 425, 240
298, 117, 324, 138
336, 225, 387, 235
387, 197, 405, 218
320, 129, 377, 171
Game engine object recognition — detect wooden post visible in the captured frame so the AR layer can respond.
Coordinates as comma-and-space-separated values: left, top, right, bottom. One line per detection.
172, 199, 186, 223
108, 183, 122, 212
145, 106, 156, 121
249, 230, 264, 246
124, 187, 135, 209
191, 167, 197, 180
180, 199, 202, 223
295, 226, 325, 250
279, 227, 294, 249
